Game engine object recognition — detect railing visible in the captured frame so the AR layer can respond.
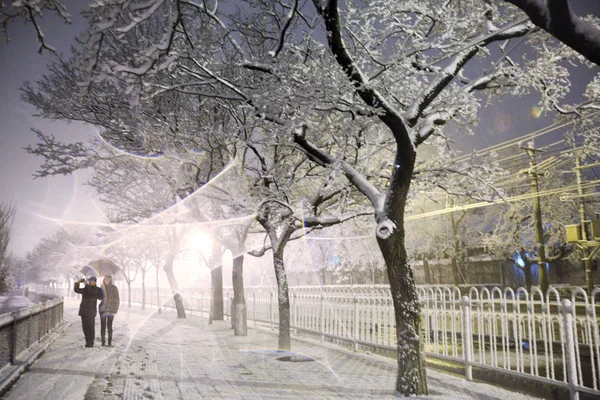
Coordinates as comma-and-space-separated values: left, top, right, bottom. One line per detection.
108, 284, 600, 399
224, 285, 600, 400
0, 294, 64, 370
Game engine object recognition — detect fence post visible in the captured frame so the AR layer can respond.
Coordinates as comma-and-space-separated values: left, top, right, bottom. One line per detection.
270, 291, 274, 331
10, 312, 17, 364
253, 292, 257, 327
320, 294, 325, 343
290, 293, 298, 336
27, 310, 32, 348
561, 299, 580, 400
189, 290, 193, 316
461, 296, 473, 381
353, 295, 359, 352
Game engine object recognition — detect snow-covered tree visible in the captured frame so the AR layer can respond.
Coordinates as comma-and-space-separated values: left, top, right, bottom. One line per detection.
0, 202, 15, 283
480, 151, 585, 289
24, 227, 96, 284
3, 254, 27, 291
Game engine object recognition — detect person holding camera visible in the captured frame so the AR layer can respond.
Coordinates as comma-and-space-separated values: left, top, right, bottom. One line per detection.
74, 276, 103, 348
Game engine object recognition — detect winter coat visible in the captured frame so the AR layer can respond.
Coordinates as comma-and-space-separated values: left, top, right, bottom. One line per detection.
74, 282, 103, 317
99, 283, 120, 316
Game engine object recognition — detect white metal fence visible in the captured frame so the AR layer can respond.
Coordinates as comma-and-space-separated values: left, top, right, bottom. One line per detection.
222, 285, 600, 400
60, 283, 600, 400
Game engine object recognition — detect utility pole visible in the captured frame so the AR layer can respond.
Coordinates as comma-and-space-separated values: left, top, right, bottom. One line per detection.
522, 144, 549, 293
564, 156, 600, 294
576, 156, 594, 294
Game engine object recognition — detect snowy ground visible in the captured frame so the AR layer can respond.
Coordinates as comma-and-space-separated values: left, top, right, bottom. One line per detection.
1, 297, 543, 399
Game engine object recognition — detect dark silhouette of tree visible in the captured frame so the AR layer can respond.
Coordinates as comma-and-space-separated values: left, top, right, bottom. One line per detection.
503, 0, 600, 66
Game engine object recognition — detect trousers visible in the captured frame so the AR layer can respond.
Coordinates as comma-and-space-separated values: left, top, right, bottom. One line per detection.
100, 315, 114, 345
80, 315, 95, 347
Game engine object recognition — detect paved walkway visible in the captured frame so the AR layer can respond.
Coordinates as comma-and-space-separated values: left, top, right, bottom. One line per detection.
0, 297, 542, 399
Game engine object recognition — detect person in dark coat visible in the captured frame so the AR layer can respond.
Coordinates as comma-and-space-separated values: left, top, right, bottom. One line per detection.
74, 276, 103, 348
98, 275, 120, 347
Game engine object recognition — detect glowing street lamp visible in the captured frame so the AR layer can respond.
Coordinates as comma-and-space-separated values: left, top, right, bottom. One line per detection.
186, 229, 213, 262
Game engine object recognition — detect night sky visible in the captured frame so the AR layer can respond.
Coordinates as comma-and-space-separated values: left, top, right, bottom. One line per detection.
1, 0, 599, 257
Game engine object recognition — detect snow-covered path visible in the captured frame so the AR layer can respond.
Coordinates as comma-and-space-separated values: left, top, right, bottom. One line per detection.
2, 297, 543, 399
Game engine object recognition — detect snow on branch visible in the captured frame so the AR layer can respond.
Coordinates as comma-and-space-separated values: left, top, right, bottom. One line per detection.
292, 127, 385, 214
0, 0, 71, 53
405, 48, 479, 127
25, 128, 95, 177
302, 210, 371, 228
406, 20, 531, 128
312, 0, 411, 149
414, 111, 453, 146
269, 0, 299, 58
114, 0, 166, 36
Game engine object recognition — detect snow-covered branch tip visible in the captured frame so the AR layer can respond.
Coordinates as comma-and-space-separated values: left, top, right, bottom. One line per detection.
269, 0, 299, 58
0, 1, 71, 53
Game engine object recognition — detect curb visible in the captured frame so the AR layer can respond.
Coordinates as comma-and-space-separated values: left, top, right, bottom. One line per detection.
0, 320, 70, 397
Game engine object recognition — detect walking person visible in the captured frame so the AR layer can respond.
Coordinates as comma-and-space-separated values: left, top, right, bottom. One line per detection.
99, 275, 120, 347
74, 276, 103, 348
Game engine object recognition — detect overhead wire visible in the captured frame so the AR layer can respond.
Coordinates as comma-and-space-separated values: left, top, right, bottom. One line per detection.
407, 179, 600, 221
449, 110, 600, 164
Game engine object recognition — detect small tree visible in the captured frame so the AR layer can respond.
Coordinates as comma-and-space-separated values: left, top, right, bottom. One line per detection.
0, 202, 16, 292
0, 258, 14, 294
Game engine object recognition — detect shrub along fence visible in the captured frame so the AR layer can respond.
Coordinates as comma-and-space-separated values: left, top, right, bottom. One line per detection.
0, 294, 63, 371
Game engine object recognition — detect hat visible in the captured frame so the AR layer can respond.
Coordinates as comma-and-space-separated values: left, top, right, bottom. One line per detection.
88, 276, 97, 282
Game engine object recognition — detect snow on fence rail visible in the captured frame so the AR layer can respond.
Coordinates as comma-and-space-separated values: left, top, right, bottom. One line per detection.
0, 294, 63, 370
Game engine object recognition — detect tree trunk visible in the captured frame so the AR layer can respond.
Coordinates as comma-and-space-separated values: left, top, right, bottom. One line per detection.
451, 256, 460, 285
257, 211, 294, 351
377, 145, 427, 396
524, 264, 533, 291
423, 259, 432, 284
210, 267, 224, 321
378, 229, 427, 396
451, 209, 467, 285
156, 264, 161, 314
273, 247, 291, 350
210, 239, 224, 321
127, 281, 131, 308
141, 268, 146, 310
163, 261, 186, 319
232, 254, 247, 336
